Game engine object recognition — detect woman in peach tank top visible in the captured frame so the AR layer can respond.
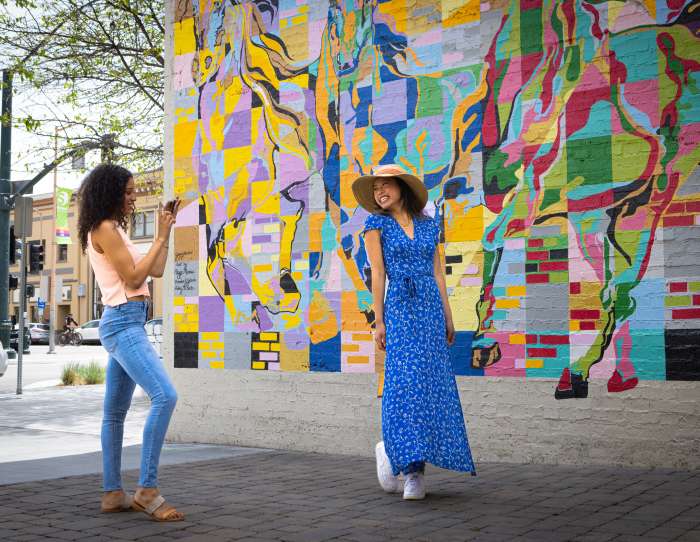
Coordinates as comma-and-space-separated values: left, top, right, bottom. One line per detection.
78, 164, 183, 521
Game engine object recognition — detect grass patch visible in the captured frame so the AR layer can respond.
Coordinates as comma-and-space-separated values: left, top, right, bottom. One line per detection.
61, 362, 105, 386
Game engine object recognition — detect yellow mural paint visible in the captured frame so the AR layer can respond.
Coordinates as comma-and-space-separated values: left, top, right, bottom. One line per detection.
280, 341, 309, 372
526, 359, 544, 369
445, 204, 483, 242
224, 146, 253, 178
347, 355, 369, 365
252, 264, 273, 274
510, 334, 526, 345
174, 121, 198, 160
174, 17, 196, 55
443, 0, 479, 27
495, 298, 520, 309
308, 290, 339, 344
507, 286, 526, 297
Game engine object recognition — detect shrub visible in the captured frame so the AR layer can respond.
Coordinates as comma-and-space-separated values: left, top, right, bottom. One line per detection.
61, 362, 105, 386
61, 363, 80, 385
78, 361, 105, 385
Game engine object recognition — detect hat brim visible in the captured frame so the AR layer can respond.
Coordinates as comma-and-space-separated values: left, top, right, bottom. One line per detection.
352, 172, 428, 213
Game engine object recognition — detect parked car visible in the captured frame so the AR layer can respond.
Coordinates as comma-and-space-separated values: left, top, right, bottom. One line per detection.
0, 340, 7, 377
78, 320, 101, 344
145, 318, 163, 357
10, 325, 31, 354
28, 322, 50, 344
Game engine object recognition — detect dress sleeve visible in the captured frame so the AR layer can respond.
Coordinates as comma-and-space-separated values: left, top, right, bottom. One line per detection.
362, 214, 384, 236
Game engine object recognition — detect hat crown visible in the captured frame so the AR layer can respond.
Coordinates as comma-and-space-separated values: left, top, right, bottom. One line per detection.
371, 164, 409, 177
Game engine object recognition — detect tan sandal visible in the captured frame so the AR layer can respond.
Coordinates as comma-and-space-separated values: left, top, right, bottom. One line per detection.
132, 495, 184, 522
101, 492, 135, 513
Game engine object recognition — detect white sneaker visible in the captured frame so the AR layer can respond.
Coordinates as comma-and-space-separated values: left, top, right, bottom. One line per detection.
403, 472, 426, 500
375, 442, 402, 493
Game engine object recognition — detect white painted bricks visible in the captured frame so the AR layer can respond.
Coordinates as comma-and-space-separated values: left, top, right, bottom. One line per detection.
165, 369, 700, 469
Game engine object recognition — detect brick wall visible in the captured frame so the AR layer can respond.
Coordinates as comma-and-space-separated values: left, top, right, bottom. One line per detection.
164, 0, 700, 466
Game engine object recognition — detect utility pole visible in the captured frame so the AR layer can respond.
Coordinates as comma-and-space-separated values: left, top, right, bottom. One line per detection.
47, 128, 58, 354
15, 196, 32, 395
0, 70, 15, 358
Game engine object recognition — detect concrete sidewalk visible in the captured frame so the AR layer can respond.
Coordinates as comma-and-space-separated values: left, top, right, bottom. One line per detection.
0, 384, 265, 485
0, 384, 147, 465
1, 450, 699, 541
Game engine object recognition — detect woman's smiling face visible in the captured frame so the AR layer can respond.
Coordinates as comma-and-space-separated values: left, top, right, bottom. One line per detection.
373, 177, 402, 211
122, 177, 137, 216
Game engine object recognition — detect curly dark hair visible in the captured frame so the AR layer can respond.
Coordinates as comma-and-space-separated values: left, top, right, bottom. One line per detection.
77, 164, 133, 252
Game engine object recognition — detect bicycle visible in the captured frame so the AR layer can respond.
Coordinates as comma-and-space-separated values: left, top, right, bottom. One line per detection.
58, 328, 83, 346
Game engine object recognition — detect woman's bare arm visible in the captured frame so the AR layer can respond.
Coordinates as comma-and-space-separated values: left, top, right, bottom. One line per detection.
364, 229, 387, 349
92, 211, 174, 289
150, 201, 180, 278
149, 240, 169, 278
433, 244, 455, 344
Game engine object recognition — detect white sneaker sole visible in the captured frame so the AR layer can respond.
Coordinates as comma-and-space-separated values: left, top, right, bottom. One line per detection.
375, 442, 402, 493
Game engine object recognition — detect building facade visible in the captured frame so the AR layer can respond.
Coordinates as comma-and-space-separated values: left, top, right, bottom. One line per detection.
163, 0, 700, 469
9, 170, 164, 327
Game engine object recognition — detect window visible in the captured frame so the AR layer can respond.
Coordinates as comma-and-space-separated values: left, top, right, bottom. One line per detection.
131, 210, 155, 239
57, 244, 68, 263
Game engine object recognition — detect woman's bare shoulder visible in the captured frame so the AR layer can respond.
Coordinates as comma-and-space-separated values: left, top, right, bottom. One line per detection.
92, 220, 120, 246
94, 220, 118, 234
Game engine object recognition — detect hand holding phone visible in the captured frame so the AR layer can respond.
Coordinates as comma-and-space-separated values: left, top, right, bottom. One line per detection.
163, 197, 181, 216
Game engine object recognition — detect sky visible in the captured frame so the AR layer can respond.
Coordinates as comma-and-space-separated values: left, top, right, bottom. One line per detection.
2, 4, 102, 197
9, 85, 100, 196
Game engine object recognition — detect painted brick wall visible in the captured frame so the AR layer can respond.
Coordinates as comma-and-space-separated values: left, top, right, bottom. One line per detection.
164, 0, 700, 466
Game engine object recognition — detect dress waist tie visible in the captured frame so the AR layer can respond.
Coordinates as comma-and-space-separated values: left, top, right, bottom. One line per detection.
390, 272, 432, 300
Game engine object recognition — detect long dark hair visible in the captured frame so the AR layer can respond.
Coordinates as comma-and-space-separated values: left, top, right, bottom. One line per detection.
77, 164, 132, 252
380, 177, 426, 219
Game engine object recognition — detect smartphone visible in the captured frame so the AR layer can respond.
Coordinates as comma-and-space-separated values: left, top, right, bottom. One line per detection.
164, 198, 179, 213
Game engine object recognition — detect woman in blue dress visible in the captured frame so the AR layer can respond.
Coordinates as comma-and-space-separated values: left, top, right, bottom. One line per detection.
352, 164, 476, 500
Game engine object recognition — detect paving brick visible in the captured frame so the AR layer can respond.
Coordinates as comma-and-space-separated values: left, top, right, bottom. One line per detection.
2, 451, 700, 541
676, 532, 700, 542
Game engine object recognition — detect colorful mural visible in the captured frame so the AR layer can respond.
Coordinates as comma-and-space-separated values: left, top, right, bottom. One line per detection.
171, 0, 700, 397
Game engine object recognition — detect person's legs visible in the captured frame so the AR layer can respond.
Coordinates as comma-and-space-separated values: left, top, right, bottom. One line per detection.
101, 354, 136, 491
403, 461, 425, 475
108, 319, 177, 488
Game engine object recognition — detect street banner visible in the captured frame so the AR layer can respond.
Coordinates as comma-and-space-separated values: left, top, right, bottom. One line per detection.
55, 187, 73, 245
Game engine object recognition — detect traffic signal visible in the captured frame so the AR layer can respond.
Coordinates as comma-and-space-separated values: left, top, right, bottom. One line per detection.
29, 242, 45, 273
25, 284, 35, 298
9, 225, 20, 264
9, 275, 18, 289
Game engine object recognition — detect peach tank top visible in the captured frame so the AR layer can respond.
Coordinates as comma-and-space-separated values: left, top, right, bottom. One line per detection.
87, 225, 150, 306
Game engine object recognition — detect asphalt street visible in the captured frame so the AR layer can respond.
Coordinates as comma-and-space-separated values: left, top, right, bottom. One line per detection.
0, 344, 108, 394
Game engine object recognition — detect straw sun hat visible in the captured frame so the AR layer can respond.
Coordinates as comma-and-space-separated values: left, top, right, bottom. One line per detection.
351, 164, 428, 213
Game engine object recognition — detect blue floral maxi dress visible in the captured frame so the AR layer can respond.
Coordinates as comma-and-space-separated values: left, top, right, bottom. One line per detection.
363, 213, 476, 476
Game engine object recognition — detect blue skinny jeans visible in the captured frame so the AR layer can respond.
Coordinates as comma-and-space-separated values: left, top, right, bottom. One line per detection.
99, 301, 177, 491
